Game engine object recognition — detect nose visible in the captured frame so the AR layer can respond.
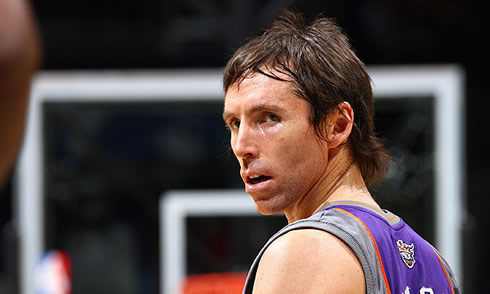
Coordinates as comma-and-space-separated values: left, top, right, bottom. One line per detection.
231, 122, 259, 162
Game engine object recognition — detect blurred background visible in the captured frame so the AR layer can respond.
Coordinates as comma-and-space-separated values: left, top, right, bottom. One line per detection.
0, 0, 488, 293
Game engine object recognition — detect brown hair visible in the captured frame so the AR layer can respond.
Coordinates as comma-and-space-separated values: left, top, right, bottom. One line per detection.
223, 10, 391, 185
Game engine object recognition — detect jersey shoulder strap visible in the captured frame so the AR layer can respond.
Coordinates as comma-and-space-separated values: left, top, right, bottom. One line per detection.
242, 207, 388, 294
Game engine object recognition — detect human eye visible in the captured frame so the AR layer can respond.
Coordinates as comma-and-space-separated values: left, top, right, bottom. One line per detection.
226, 119, 240, 130
264, 113, 280, 123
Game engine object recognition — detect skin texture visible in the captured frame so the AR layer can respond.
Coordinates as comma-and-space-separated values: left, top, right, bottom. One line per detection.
224, 72, 330, 221
224, 70, 379, 293
0, 0, 41, 186
254, 229, 365, 294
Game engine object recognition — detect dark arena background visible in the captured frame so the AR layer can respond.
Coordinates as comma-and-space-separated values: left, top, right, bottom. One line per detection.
0, 1, 488, 293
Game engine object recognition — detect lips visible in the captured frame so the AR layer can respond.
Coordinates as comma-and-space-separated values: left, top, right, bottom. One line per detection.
242, 171, 273, 193
247, 175, 272, 184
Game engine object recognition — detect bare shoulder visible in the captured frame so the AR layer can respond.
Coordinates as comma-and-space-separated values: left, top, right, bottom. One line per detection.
253, 229, 365, 294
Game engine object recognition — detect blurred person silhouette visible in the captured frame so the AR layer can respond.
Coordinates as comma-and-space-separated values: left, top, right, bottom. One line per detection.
222, 10, 460, 294
0, 0, 41, 187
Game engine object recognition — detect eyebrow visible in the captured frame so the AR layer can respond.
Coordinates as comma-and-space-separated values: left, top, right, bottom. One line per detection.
222, 111, 234, 121
223, 103, 284, 121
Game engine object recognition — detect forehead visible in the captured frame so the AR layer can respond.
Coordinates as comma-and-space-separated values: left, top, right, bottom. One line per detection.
224, 72, 305, 114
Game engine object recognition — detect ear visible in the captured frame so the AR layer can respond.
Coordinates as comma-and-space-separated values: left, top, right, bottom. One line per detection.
325, 102, 354, 149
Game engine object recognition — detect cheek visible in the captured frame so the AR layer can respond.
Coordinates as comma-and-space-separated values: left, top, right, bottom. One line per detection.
229, 134, 236, 153
276, 129, 327, 172
294, 143, 327, 175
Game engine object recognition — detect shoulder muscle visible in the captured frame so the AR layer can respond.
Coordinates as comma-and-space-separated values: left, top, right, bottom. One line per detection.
253, 229, 365, 294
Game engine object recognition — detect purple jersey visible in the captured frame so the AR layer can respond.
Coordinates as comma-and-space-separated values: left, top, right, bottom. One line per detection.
242, 201, 460, 294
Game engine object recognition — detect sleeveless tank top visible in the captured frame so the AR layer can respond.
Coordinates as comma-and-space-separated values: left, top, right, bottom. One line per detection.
242, 201, 460, 294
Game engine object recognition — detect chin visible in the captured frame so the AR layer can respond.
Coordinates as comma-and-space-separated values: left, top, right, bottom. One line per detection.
253, 198, 287, 216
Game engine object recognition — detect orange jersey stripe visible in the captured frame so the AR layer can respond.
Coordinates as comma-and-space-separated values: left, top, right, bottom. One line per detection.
331, 201, 397, 221
333, 208, 392, 294
433, 249, 455, 294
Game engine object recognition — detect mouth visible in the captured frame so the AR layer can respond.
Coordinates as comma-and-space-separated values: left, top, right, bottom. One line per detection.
246, 175, 272, 185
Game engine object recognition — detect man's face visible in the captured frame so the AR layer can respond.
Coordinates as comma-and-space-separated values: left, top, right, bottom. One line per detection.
223, 72, 329, 215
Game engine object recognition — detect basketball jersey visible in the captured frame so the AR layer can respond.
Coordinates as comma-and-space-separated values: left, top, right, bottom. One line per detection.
242, 201, 460, 294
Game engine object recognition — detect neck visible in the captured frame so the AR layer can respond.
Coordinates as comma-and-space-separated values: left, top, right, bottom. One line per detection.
283, 146, 378, 223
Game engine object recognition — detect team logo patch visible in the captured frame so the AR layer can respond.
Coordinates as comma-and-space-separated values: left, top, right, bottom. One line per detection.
396, 240, 416, 269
